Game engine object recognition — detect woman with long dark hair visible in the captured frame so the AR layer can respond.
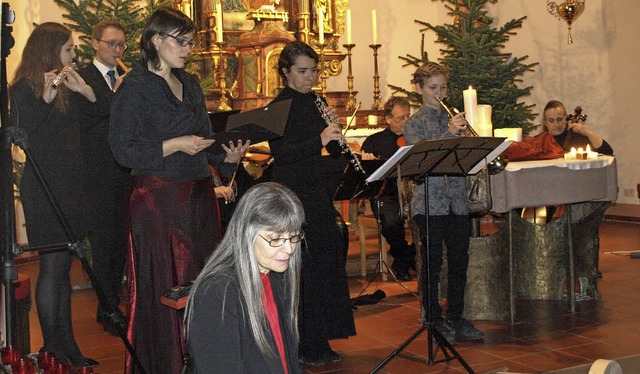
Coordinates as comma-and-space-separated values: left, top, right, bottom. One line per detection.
10, 22, 98, 367
268, 41, 356, 365
108, 7, 248, 373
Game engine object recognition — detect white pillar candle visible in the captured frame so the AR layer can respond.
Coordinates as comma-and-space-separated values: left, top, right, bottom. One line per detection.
318, 7, 324, 44
345, 9, 352, 44
216, 0, 223, 43
475, 104, 493, 137
371, 9, 377, 44
463, 86, 478, 134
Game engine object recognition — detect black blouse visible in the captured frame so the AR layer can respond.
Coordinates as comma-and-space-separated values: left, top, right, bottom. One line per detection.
109, 62, 227, 180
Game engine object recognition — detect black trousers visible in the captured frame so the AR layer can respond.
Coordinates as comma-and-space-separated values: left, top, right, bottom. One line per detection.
370, 198, 415, 271
413, 214, 470, 322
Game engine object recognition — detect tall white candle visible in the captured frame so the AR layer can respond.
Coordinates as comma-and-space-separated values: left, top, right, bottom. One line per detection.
371, 9, 377, 44
183, 0, 192, 20
318, 7, 324, 44
216, 0, 223, 43
463, 86, 478, 134
345, 9, 352, 44
300, 0, 308, 13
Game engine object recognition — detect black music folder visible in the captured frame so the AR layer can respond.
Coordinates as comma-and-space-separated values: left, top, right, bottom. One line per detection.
208, 99, 292, 154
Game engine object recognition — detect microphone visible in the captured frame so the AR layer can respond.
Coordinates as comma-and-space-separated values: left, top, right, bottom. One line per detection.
51, 62, 76, 89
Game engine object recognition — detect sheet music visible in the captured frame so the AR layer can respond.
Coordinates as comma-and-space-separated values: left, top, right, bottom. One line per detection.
365, 145, 413, 183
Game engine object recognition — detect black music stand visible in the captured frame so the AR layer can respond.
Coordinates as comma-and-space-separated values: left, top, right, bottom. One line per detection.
207, 99, 291, 154
334, 160, 419, 301
369, 136, 507, 374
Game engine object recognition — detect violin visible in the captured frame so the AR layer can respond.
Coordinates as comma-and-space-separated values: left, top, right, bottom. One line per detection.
243, 145, 272, 166
567, 106, 588, 123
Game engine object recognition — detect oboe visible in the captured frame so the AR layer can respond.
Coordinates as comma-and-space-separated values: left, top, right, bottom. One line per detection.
313, 93, 366, 176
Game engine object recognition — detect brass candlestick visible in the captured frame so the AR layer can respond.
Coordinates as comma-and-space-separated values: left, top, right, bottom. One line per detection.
343, 43, 357, 111
318, 42, 328, 97
215, 41, 232, 111
369, 44, 383, 110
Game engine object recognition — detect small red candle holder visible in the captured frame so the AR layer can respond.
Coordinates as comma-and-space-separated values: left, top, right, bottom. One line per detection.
36, 351, 57, 369
11, 357, 36, 374
1, 345, 22, 365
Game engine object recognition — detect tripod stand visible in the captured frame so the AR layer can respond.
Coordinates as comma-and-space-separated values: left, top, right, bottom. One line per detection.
366, 136, 507, 373
353, 187, 419, 300
2, 126, 145, 373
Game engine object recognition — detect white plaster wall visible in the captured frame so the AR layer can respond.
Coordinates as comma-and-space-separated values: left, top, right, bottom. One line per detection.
5, 0, 639, 205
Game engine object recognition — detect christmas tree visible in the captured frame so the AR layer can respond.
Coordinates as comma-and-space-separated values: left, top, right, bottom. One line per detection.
390, 0, 538, 133
53, 0, 171, 68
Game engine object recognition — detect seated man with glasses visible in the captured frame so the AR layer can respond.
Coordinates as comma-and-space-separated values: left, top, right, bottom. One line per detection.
360, 96, 417, 281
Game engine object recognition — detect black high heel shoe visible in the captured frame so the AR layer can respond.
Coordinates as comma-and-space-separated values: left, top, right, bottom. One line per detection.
65, 355, 99, 368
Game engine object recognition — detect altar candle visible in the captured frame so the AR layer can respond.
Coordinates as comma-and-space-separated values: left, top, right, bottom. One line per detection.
318, 7, 324, 44
345, 9, 352, 44
183, 0, 191, 20
300, 0, 308, 13
475, 104, 492, 137
216, 0, 223, 43
463, 86, 478, 133
371, 9, 378, 44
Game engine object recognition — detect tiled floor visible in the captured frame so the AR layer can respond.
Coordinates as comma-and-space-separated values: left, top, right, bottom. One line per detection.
14, 219, 640, 373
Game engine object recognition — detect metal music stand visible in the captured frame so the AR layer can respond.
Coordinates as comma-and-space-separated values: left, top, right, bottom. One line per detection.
334, 160, 419, 300
368, 136, 507, 374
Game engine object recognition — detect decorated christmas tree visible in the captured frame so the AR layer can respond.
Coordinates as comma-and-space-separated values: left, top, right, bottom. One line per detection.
390, 0, 538, 133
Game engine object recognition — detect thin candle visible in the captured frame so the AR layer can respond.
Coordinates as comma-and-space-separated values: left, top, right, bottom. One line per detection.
371, 9, 377, 44
318, 7, 324, 44
216, 0, 223, 43
345, 9, 352, 44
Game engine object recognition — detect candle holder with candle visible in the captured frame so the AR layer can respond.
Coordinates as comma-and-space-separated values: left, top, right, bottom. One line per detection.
343, 43, 357, 110
370, 44, 383, 110
214, 42, 232, 111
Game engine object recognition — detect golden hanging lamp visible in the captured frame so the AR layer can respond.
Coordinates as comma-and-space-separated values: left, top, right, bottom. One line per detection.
547, 0, 585, 44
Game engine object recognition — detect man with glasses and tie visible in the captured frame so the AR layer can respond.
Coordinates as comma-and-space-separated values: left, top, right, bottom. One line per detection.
77, 19, 131, 337
360, 96, 417, 281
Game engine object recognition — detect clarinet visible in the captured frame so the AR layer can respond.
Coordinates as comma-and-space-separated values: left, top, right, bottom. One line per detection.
313, 93, 366, 176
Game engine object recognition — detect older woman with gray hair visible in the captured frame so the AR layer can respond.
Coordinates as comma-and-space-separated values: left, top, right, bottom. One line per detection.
185, 182, 305, 373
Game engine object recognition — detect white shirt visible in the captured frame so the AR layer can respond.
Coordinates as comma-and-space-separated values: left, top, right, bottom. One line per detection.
92, 59, 119, 89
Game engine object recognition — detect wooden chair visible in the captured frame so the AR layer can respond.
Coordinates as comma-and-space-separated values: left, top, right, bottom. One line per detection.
357, 215, 388, 280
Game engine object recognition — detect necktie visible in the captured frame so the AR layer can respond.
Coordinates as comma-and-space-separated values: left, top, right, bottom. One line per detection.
106, 70, 116, 90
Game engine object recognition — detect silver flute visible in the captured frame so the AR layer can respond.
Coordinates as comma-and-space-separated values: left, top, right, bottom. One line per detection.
51, 62, 77, 89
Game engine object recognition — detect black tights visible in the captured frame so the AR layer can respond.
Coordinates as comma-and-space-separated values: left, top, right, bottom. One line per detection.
36, 251, 84, 360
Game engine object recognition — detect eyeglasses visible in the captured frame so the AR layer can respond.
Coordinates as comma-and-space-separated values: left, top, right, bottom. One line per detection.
161, 33, 197, 49
258, 231, 305, 247
391, 114, 410, 122
97, 39, 128, 50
